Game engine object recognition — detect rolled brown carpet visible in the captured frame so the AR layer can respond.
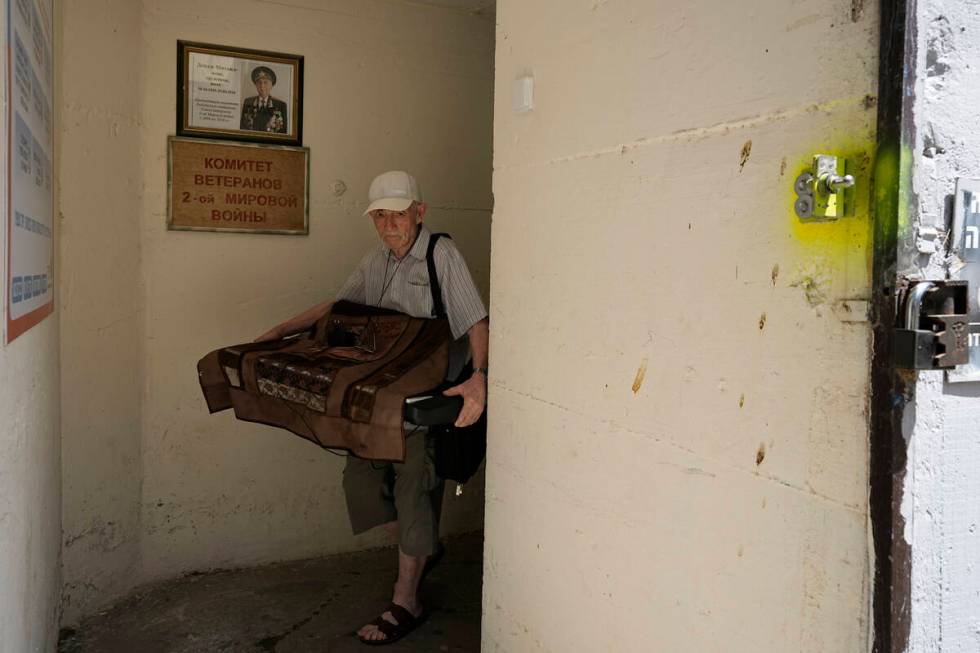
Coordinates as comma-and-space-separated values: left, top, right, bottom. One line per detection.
197, 301, 449, 462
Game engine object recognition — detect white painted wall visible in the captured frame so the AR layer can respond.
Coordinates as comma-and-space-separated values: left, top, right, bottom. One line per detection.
59, 0, 144, 624
60, 0, 493, 624
0, 2, 62, 650
0, 323, 62, 652
906, 1, 980, 651
484, 1, 878, 651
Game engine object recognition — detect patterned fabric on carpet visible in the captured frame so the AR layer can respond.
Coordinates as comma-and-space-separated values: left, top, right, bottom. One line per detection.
197, 301, 449, 462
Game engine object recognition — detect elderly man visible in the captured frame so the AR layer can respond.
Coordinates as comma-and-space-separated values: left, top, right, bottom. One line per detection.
240, 66, 288, 133
256, 170, 488, 644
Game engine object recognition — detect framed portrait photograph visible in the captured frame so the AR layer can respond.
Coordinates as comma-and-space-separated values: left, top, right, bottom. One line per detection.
177, 41, 303, 145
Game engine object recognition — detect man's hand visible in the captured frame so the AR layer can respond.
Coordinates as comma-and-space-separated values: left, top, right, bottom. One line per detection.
254, 300, 333, 344
443, 372, 487, 427
254, 325, 283, 343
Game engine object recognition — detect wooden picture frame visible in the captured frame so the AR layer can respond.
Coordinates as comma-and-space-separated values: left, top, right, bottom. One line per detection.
177, 41, 303, 146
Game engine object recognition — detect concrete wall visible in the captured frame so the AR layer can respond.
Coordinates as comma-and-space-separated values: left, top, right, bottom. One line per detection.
59, 0, 144, 623
60, 0, 493, 623
905, 1, 980, 651
484, 1, 878, 651
0, 2, 62, 650
0, 324, 62, 652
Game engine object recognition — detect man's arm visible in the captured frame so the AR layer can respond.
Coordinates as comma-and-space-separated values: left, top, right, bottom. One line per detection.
443, 317, 489, 427
256, 257, 366, 342
255, 300, 334, 342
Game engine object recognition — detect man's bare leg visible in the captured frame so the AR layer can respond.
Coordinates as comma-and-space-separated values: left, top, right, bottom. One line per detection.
356, 522, 428, 643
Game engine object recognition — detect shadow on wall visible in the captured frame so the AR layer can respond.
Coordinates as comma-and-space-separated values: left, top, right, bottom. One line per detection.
943, 383, 980, 398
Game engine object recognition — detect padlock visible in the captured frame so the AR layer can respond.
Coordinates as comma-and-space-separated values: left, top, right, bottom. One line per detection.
932, 313, 970, 367
894, 281, 940, 369
894, 281, 970, 369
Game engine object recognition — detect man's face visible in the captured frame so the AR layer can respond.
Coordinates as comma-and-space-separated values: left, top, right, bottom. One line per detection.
254, 77, 273, 98
370, 203, 424, 253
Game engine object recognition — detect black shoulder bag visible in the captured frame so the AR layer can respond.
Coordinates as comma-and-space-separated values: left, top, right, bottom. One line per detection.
426, 233, 488, 484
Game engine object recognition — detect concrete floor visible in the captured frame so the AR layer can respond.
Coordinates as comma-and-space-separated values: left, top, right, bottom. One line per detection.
58, 531, 483, 653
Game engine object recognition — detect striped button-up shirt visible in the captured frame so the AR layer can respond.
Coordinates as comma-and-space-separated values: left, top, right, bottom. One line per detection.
336, 225, 487, 341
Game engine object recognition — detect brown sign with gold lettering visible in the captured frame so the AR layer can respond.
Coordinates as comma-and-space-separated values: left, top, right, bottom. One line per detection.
168, 136, 309, 234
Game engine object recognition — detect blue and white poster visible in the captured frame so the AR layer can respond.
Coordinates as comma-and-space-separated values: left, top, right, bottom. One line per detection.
4, 0, 53, 343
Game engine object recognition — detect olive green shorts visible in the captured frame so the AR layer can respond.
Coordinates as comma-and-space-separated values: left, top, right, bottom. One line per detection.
342, 431, 444, 557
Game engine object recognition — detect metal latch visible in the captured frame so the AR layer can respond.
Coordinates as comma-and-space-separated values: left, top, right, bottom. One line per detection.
794, 154, 856, 221
894, 281, 970, 369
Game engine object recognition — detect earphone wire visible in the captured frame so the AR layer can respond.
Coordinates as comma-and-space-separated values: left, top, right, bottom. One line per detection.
377, 249, 402, 308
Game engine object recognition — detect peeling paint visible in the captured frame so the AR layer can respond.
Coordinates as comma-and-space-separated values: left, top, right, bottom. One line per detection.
632, 358, 648, 394
789, 266, 831, 307
684, 467, 716, 478
925, 16, 953, 85
785, 14, 822, 33
739, 140, 752, 171
851, 0, 865, 23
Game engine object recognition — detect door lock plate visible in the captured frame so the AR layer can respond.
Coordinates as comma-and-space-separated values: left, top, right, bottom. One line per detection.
794, 154, 856, 222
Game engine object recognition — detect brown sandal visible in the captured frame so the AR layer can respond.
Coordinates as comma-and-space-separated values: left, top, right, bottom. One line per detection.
357, 602, 428, 646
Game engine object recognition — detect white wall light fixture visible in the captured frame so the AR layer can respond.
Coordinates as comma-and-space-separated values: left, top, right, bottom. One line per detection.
512, 75, 534, 113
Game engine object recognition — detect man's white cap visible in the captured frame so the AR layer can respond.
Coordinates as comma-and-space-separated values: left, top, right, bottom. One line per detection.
363, 170, 422, 215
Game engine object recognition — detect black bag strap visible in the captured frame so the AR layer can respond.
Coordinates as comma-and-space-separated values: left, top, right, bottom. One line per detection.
426, 232, 451, 319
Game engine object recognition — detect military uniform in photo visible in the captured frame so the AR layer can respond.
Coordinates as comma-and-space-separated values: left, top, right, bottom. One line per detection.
240, 66, 288, 134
